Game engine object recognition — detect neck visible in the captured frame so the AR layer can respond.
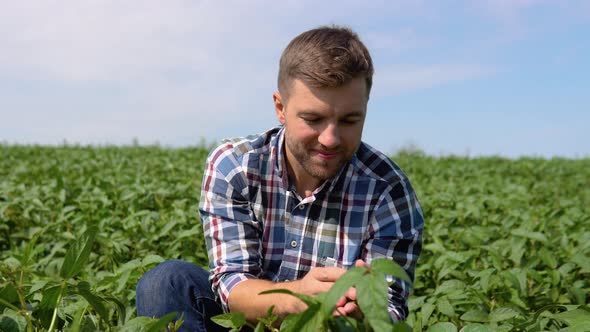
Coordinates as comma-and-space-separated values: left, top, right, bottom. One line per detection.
287, 165, 320, 198
284, 154, 320, 199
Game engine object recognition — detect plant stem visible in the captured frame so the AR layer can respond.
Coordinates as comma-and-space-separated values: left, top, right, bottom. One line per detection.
70, 305, 88, 332
0, 296, 34, 332
13, 272, 28, 314
0, 298, 20, 312
47, 281, 67, 332
27, 314, 34, 332
245, 321, 258, 330
8, 269, 34, 332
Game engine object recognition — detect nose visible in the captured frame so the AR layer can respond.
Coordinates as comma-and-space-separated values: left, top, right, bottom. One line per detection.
318, 124, 340, 149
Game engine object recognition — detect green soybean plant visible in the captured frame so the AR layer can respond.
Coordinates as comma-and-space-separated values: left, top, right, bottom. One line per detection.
0, 226, 177, 332
1, 226, 121, 331
211, 258, 413, 332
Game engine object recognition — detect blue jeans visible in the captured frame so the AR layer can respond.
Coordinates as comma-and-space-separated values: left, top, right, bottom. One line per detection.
136, 260, 228, 332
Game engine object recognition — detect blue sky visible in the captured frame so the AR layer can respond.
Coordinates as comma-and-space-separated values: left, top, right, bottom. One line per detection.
1, 1, 588, 158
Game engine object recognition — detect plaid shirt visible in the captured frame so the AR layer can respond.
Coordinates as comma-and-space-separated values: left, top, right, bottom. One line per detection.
199, 126, 423, 320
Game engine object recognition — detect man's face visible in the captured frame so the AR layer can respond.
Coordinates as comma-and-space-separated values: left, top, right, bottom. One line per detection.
274, 77, 368, 188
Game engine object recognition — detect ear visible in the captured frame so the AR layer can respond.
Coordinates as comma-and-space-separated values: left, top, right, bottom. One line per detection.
273, 91, 286, 125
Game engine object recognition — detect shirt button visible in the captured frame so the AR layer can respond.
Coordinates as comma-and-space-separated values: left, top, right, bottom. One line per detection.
298, 205, 305, 210
290, 240, 297, 248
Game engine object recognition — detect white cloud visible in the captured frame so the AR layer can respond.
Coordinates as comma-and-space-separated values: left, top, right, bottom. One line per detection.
0, 1, 292, 144
0, 0, 446, 143
0, 1, 437, 82
364, 28, 430, 56
0, 0, 537, 152
0, 1, 285, 82
373, 64, 495, 97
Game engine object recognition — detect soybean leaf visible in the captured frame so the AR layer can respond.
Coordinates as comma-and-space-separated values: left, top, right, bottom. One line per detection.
489, 307, 519, 322
279, 312, 300, 332
408, 296, 426, 311
426, 322, 458, 332
280, 303, 323, 332
511, 304, 568, 331
39, 284, 62, 310
141, 255, 164, 267
27, 280, 49, 297
460, 309, 489, 323
421, 303, 436, 327
329, 316, 360, 332
538, 247, 557, 269
119, 316, 154, 331
321, 266, 366, 317
173, 314, 185, 332
459, 324, 496, 332
210, 312, 246, 329
60, 226, 98, 279
21, 228, 42, 265
392, 321, 413, 332
256, 304, 278, 329
0, 309, 27, 332
76, 281, 109, 322
510, 229, 548, 243
559, 322, 590, 332
259, 289, 319, 307
356, 272, 392, 332
436, 298, 455, 318
0, 284, 19, 309
434, 280, 465, 296
105, 295, 127, 325
67, 303, 88, 332
371, 258, 412, 284
569, 287, 586, 305
254, 321, 265, 332
553, 307, 590, 326
2, 257, 20, 270
146, 312, 178, 332
37, 283, 64, 328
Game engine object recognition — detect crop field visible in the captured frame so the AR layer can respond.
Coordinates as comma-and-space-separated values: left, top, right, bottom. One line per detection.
1, 145, 589, 331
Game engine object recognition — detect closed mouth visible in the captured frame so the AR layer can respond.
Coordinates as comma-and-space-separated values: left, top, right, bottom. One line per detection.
314, 150, 339, 159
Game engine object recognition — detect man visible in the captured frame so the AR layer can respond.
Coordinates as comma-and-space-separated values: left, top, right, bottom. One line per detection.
137, 25, 423, 331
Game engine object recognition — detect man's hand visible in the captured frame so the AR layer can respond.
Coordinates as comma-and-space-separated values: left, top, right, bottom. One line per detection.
289, 265, 349, 312
229, 265, 349, 323
332, 259, 367, 319
229, 260, 368, 323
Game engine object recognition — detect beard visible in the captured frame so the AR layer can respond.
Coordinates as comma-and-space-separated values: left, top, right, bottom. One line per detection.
284, 132, 354, 181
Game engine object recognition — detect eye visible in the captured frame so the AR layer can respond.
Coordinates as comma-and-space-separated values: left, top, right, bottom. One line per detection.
340, 118, 360, 125
302, 117, 321, 124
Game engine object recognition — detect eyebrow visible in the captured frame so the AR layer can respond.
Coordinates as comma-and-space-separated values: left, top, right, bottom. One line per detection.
299, 110, 364, 118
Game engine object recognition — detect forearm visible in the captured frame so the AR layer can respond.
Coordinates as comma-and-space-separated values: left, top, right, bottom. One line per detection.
228, 278, 305, 323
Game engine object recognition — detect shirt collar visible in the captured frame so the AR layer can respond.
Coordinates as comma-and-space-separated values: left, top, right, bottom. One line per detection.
273, 125, 356, 196
275, 125, 287, 179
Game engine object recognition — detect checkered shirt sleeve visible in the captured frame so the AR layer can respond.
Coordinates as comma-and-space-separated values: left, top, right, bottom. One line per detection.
199, 143, 262, 312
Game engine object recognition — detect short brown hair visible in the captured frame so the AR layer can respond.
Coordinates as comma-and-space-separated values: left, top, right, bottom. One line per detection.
278, 25, 374, 100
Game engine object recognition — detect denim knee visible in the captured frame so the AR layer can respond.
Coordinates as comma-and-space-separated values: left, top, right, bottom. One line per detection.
137, 260, 212, 297
136, 260, 224, 331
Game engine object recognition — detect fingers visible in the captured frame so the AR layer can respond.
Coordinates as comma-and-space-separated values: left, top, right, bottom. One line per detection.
336, 295, 347, 308
299, 267, 347, 296
315, 280, 336, 294
333, 301, 360, 317
302, 263, 366, 298
312, 266, 347, 282
354, 259, 369, 268
345, 287, 357, 301
333, 287, 358, 317
341, 302, 358, 315
311, 261, 366, 283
